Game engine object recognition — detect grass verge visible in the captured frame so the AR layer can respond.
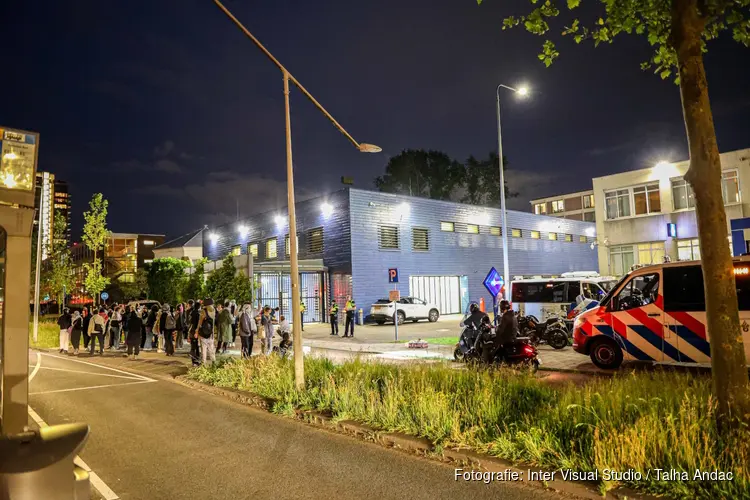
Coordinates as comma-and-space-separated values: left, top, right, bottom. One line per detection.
29, 321, 60, 349
187, 357, 749, 499
396, 336, 458, 345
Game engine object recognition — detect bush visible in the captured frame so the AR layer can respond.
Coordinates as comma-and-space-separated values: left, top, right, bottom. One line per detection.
188, 358, 749, 499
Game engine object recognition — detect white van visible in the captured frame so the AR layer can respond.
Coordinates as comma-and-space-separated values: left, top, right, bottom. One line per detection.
572, 258, 750, 369
511, 272, 618, 322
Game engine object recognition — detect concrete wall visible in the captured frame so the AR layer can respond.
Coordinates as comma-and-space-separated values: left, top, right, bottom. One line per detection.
593, 148, 750, 274
347, 189, 598, 314
153, 246, 203, 263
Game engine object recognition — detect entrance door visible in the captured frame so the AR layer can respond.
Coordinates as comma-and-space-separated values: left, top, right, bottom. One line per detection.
608, 272, 665, 362
409, 275, 461, 314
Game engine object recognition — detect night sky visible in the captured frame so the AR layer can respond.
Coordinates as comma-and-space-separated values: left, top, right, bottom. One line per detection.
2, 0, 748, 240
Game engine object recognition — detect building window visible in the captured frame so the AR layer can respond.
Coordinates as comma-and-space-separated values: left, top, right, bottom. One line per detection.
633, 183, 661, 215
143, 239, 155, 246
379, 225, 400, 250
412, 228, 429, 251
579, 235, 587, 243
551, 200, 565, 213
248, 243, 258, 258
266, 238, 277, 259
533, 203, 547, 215
583, 211, 596, 222
512, 228, 522, 238
565, 234, 573, 242
583, 194, 594, 209
722, 170, 740, 204
440, 221, 455, 232
307, 227, 324, 254
677, 238, 701, 261
637, 241, 665, 265
466, 224, 479, 234
548, 232, 558, 241
671, 178, 695, 210
530, 230, 540, 239
285, 234, 299, 256
489, 226, 501, 236
605, 189, 631, 220
143, 259, 153, 264
230, 245, 241, 257
610, 245, 634, 276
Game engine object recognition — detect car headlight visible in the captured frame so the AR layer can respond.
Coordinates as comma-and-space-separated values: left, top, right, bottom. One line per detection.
573, 316, 584, 331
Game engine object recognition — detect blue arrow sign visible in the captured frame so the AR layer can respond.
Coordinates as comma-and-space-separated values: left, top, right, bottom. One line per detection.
100, 292, 109, 301
483, 267, 504, 297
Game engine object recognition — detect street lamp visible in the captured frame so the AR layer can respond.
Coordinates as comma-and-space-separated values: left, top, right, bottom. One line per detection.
496, 84, 529, 300
213, 0, 381, 389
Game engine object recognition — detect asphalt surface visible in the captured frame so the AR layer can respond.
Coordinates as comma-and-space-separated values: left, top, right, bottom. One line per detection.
27, 350, 567, 500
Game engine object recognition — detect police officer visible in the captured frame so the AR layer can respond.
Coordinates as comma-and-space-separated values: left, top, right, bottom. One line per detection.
344, 296, 356, 338
329, 301, 339, 336
300, 300, 307, 332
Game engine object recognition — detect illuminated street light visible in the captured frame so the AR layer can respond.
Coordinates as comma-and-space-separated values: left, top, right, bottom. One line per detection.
275, 215, 285, 227
209, 232, 219, 243
321, 202, 334, 217
517, 86, 529, 96
238, 225, 248, 238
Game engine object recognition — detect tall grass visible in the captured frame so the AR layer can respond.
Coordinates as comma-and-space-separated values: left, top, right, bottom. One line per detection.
188, 357, 749, 499
29, 321, 60, 349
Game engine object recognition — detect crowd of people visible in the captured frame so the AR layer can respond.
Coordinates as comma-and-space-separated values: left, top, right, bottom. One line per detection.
55, 298, 304, 366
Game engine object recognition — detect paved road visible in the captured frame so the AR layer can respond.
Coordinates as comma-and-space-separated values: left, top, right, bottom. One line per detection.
27, 351, 567, 500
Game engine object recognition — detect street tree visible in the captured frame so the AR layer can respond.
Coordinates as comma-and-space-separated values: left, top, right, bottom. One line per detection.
374, 149, 465, 200
43, 212, 75, 307
479, 0, 750, 423
147, 258, 189, 305
462, 152, 519, 206
118, 268, 149, 301
184, 258, 207, 300
82, 193, 110, 304
206, 255, 237, 303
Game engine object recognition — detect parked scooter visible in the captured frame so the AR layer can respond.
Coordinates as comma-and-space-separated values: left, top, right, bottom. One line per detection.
518, 313, 569, 350
455, 320, 541, 371
454, 325, 481, 362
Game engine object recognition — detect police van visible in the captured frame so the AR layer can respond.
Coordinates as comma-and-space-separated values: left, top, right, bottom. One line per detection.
572, 257, 750, 369
510, 272, 618, 323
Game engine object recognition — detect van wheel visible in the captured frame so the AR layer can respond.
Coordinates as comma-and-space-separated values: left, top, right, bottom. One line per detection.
589, 338, 623, 370
428, 309, 440, 322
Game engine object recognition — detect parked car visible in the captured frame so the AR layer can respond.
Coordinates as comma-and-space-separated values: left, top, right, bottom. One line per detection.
369, 297, 440, 325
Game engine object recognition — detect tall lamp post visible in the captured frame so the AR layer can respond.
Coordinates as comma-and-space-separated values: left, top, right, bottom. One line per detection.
496, 84, 528, 300
213, 1, 381, 389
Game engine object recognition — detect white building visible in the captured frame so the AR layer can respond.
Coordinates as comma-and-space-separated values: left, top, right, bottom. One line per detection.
530, 189, 596, 222
592, 148, 750, 275
152, 227, 204, 263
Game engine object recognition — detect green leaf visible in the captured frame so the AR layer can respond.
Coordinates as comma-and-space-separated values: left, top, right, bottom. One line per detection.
566, 0, 580, 9
659, 69, 671, 80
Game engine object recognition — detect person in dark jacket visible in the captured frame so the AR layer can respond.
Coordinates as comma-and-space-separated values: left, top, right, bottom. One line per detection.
462, 303, 488, 331
159, 304, 176, 356
125, 306, 142, 359
146, 305, 158, 351
57, 308, 72, 353
482, 300, 518, 364
174, 303, 186, 350
70, 310, 83, 355
82, 307, 91, 349
189, 300, 202, 366
140, 306, 149, 349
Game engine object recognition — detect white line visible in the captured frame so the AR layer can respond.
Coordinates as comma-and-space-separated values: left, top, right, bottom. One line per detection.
27, 406, 119, 499
27, 365, 145, 381
40, 352, 156, 382
29, 380, 155, 396
29, 350, 42, 381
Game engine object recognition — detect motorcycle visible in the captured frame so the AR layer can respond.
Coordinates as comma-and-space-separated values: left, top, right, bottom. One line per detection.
517, 313, 569, 350
454, 325, 481, 362
455, 321, 541, 371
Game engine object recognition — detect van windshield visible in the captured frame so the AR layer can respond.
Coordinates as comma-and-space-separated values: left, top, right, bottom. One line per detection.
599, 274, 629, 308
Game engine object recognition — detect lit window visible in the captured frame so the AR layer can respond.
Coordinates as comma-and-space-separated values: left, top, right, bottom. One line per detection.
440, 221, 455, 232
530, 230, 540, 239
266, 238, 277, 259
285, 234, 299, 256
489, 226, 501, 236
610, 245, 634, 275
230, 245, 241, 256
412, 228, 429, 251
379, 225, 400, 249
466, 224, 479, 234
551, 200, 564, 213
534, 203, 547, 215
512, 228, 522, 238
143, 239, 155, 246
677, 238, 700, 261
548, 232, 558, 241
583, 194, 594, 209
605, 189, 631, 219
672, 178, 695, 210
722, 170, 740, 204
248, 243, 258, 258
307, 228, 324, 253
565, 234, 573, 242
579, 235, 587, 243
633, 183, 661, 215
637, 241, 665, 265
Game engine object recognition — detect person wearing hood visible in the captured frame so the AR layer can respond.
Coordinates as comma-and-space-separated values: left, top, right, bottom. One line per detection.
57, 307, 72, 353
159, 303, 176, 356
196, 298, 216, 365
82, 307, 92, 349
125, 305, 142, 359
216, 301, 233, 354
70, 310, 83, 355
238, 302, 257, 358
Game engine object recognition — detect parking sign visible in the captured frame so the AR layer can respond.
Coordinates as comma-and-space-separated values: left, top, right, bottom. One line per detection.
388, 268, 399, 283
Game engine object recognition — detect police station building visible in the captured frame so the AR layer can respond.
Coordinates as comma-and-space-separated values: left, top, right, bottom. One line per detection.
203, 188, 598, 322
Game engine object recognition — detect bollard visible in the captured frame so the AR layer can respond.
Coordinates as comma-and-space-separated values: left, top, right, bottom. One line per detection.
0, 422, 90, 500
358, 308, 363, 326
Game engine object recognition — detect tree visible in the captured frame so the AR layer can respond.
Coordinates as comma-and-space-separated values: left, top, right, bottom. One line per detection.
481, 0, 750, 423
44, 212, 75, 306
184, 258, 207, 300
230, 274, 255, 304
462, 152, 519, 206
82, 193, 110, 304
118, 268, 149, 301
374, 149, 465, 200
205, 255, 237, 303
147, 258, 189, 305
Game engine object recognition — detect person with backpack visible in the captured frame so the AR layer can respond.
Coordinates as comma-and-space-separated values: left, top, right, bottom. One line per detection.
125, 305, 142, 359
57, 308, 72, 353
174, 303, 186, 350
238, 302, 257, 358
196, 298, 216, 365
88, 308, 107, 355
216, 301, 233, 355
159, 304, 176, 356
108, 306, 122, 350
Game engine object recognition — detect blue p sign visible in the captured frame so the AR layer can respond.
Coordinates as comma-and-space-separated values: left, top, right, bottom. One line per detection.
388, 268, 399, 283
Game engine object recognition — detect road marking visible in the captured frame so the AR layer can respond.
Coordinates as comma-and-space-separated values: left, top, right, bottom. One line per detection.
29, 350, 42, 381
28, 407, 120, 499
27, 365, 146, 381
40, 352, 156, 382
29, 380, 155, 396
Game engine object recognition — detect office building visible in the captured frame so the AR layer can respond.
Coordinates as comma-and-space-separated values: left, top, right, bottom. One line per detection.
33, 172, 72, 259
530, 190, 596, 222
53, 178, 71, 246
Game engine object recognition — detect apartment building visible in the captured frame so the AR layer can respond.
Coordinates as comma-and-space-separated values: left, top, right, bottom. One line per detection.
530, 190, 596, 222
592, 148, 750, 276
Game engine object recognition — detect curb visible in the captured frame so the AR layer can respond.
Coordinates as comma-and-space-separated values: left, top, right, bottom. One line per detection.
175, 376, 648, 500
